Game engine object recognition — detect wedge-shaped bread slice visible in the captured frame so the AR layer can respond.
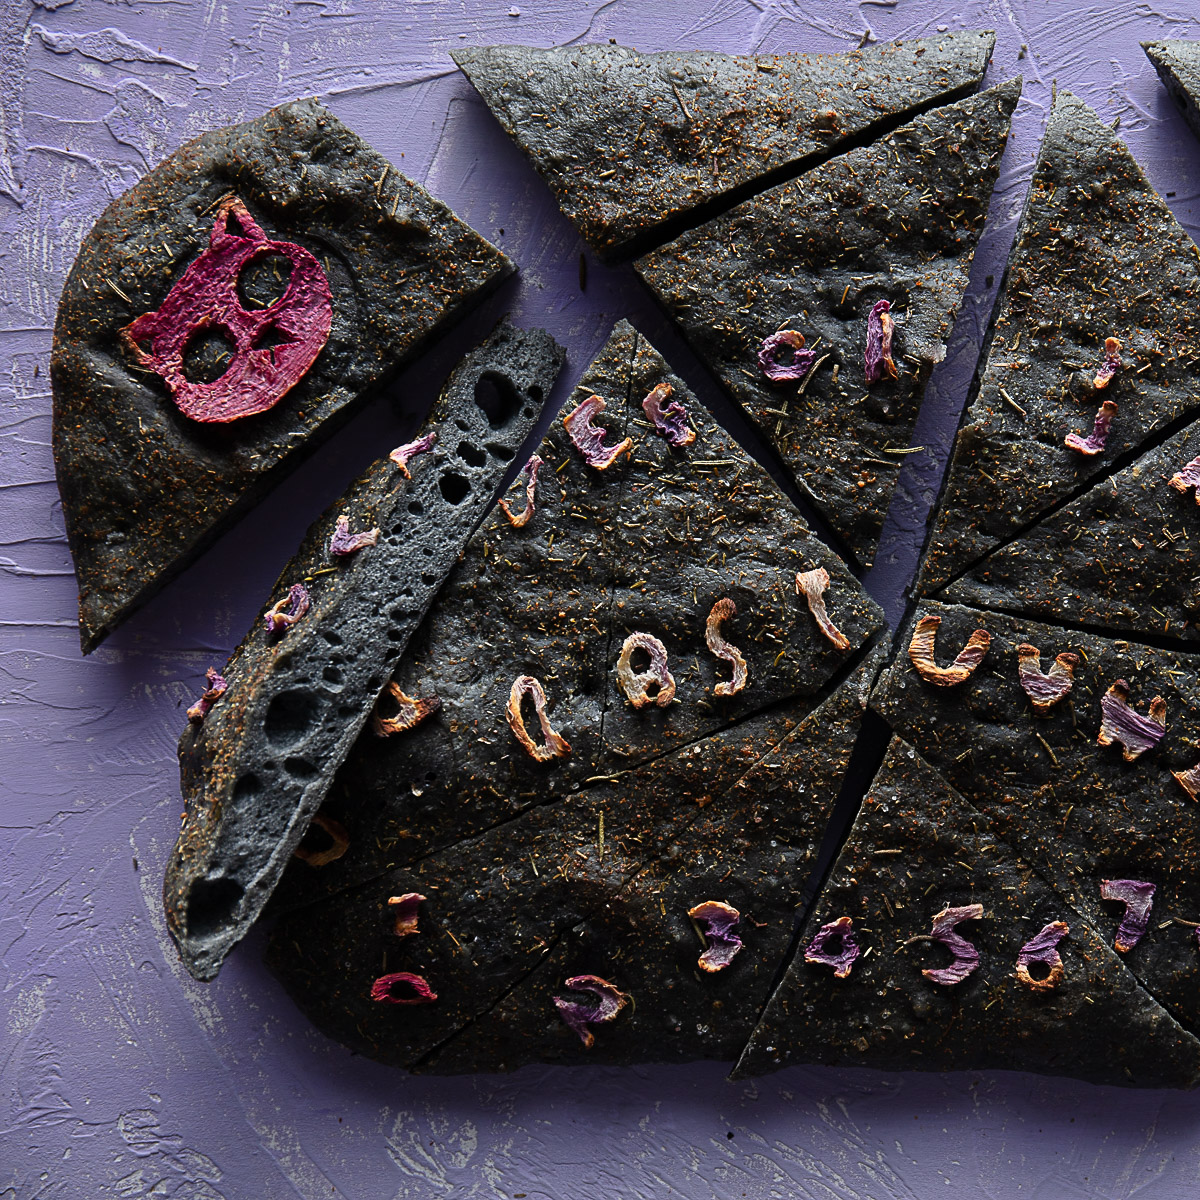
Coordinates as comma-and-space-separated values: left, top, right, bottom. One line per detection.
637, 81, 1020, 566
871, 601, 1200, 1037
1145, 40, 1200, 141
268, 648, 881, 1070
265, 687, 837, 1068
454, 33, 996, 260
921, 92, 1200, 593
734, 738, 1200, 1088
268, 321, 885, 915
602, 330, 885, 760
53, 98, 512, 654
943, 415, 1200, 641
165, 320, 562, 981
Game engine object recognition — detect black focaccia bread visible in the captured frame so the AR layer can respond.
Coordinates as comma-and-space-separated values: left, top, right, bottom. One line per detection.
267, 648, 883, 1070
734, 738, 1200, 1088
52, 98, 512, 654
1144, 40, 1200, 141
920, 91, 1200, 593
942, 413, 1200, 641
637, 80, 1020, 566
871, 601, 1200, 1039
166, 320, 563, 982
265, 321, 885, 914
454, 32, 996, 259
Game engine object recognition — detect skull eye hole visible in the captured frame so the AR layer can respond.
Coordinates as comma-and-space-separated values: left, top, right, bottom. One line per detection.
237, 251, 294, 312
181, 323, 237, 385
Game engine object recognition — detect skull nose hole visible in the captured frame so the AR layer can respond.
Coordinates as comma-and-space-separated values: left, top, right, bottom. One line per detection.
254, 325, 295, 366
237, 250, 294, 311
181, 323, 238, 385
473, 371, 522, 428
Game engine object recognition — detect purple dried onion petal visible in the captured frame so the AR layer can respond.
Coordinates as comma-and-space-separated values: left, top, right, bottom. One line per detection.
804, 915, 860, 979
758, 330, 817, 384
1097, 679, 1166, 761
506, 674, 571, 761
642, 381, 696, 446
552, 975, 630, 1048
387, 892, 426, 938
497, 454, 543, 528
795, 567, 851, 651
908, 614, 990, 687
329, 513, 380, 558
616, 632, 676, 709
1168, 453, 1200, 503
1015, 920, 1069, 991
564, 394, 632, 470
389, 431, 437, 479
705, 598, 748, 697
1065, 399, 1117, 456
1100, 879, 1156, 953
688, 900, 743, 972
186, 666, 228, 723
370, 971, 437, 1005
1016, 643, 1079, 712
1093, 336, 1121, 390
119, 195, 333, 424
864, 299, 898, 384
264, 582, 310, 633
1172, 761, 1200, 802
921, 903, 983, 986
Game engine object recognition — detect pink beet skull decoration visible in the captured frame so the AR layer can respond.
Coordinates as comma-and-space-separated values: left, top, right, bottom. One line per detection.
120, 195, 333, 423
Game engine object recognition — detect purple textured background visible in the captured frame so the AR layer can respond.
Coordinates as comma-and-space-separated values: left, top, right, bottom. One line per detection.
5, 1, 1200, 1196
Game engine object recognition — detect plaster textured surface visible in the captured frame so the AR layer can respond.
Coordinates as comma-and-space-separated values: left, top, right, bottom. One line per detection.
4, 0, 1200, 1196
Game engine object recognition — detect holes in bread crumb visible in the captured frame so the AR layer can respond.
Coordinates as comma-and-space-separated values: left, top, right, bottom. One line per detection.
264, 690, 325, 747
284, 756, 317, 779
457, 440, 487, 468
485, 442, 515, 461
322, 666, 343, 686
438, 471, 470, 505
473, 371, 522, 428
408, 499, 424, 515
185, 874, 244, 941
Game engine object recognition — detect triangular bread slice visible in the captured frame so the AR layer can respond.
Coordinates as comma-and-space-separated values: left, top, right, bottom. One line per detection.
943, 414, 1200, 642
454, 33, 996, 260
601, 329, 885, 761
871, 601, 1200, 1038
637, 81, 1019, 565
734, 738, 1200, 1088
920, 92, 1200, 593
52, 98, 512, 654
